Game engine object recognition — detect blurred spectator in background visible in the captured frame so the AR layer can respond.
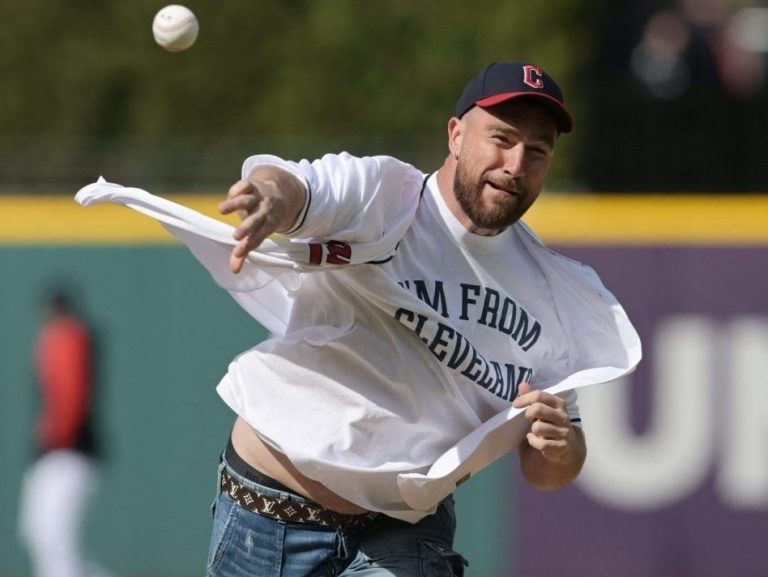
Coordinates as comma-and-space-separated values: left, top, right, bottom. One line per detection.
585, 0, 768, 192
17, 287, 111, 577
631, 0, 767, 99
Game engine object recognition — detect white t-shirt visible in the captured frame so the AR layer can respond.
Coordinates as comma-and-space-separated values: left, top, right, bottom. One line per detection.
219, 151, 607, 514
75, 152, 641, 522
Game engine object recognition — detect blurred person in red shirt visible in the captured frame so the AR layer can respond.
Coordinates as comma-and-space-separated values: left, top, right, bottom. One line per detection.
17, 287, 111, 577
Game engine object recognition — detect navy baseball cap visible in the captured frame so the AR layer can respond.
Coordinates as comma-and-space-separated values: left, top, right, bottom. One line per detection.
455, 61, 574, 133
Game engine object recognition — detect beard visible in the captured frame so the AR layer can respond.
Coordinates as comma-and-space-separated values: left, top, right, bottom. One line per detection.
453, 157, 533, 231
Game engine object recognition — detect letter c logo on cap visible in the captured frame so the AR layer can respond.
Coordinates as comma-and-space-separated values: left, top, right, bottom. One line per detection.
523, 65, 544, 89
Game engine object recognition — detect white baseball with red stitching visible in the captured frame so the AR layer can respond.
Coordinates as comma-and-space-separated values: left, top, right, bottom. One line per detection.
152, 5, 199, 52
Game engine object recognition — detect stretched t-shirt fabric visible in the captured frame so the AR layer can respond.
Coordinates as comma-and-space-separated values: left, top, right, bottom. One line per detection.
75, 152, 641, 522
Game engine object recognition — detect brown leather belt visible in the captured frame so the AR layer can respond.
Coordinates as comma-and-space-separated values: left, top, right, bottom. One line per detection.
219, 468, 380, 531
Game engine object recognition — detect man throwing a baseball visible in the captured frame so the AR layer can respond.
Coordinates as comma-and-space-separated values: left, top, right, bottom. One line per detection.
77, 60, 639, 577
203, 61, 636, 577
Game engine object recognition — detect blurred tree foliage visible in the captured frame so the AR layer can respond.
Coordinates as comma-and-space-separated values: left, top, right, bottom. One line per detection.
0, 0, 604, 192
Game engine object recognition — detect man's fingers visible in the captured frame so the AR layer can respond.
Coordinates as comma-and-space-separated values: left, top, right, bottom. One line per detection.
230, 256, 248, 274
229, 237, 253, 274
517, 382, 534, 395
228, 217, 274, 274
512, 382, 532, 408
524, 402, 568, 426
513, 387, 565, 412
234, 208, 272, 241
530, 418, 568, 439
514, 380, 571, 456
220, 180, 259, 217
526, 432, 571, 462
220, 195, 260, 219
227, 179, 254, 200
221, 177, 290, 274
229, 253, 245, 274
526, 432, 562, 452
221, 195, 257, 217
225, 194, 279, 274
221, 180, 262, 274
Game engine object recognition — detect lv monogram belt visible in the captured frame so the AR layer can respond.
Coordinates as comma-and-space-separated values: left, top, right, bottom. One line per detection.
219, 468, 380, 531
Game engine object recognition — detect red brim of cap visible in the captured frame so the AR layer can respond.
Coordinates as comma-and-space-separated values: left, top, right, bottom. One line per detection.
475, 92, 574, 133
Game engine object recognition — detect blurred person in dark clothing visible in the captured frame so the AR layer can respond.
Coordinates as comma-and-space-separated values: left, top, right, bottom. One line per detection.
586, 0, 768, 192
17, 287, 111, 577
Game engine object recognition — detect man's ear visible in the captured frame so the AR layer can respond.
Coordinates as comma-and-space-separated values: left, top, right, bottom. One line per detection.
447, 116, 463, 158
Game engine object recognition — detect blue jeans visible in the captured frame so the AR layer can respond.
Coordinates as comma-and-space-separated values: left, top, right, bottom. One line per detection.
207, 458, 467, 577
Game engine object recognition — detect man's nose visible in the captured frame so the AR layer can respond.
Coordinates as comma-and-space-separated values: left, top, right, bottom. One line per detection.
503, 143, 525, 176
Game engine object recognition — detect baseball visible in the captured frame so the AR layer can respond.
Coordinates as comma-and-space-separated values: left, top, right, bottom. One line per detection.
152, 5, 199, 52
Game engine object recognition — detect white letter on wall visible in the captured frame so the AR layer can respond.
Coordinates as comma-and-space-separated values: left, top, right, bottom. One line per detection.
718, 317, 768, 508
576, 316, 714, 509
